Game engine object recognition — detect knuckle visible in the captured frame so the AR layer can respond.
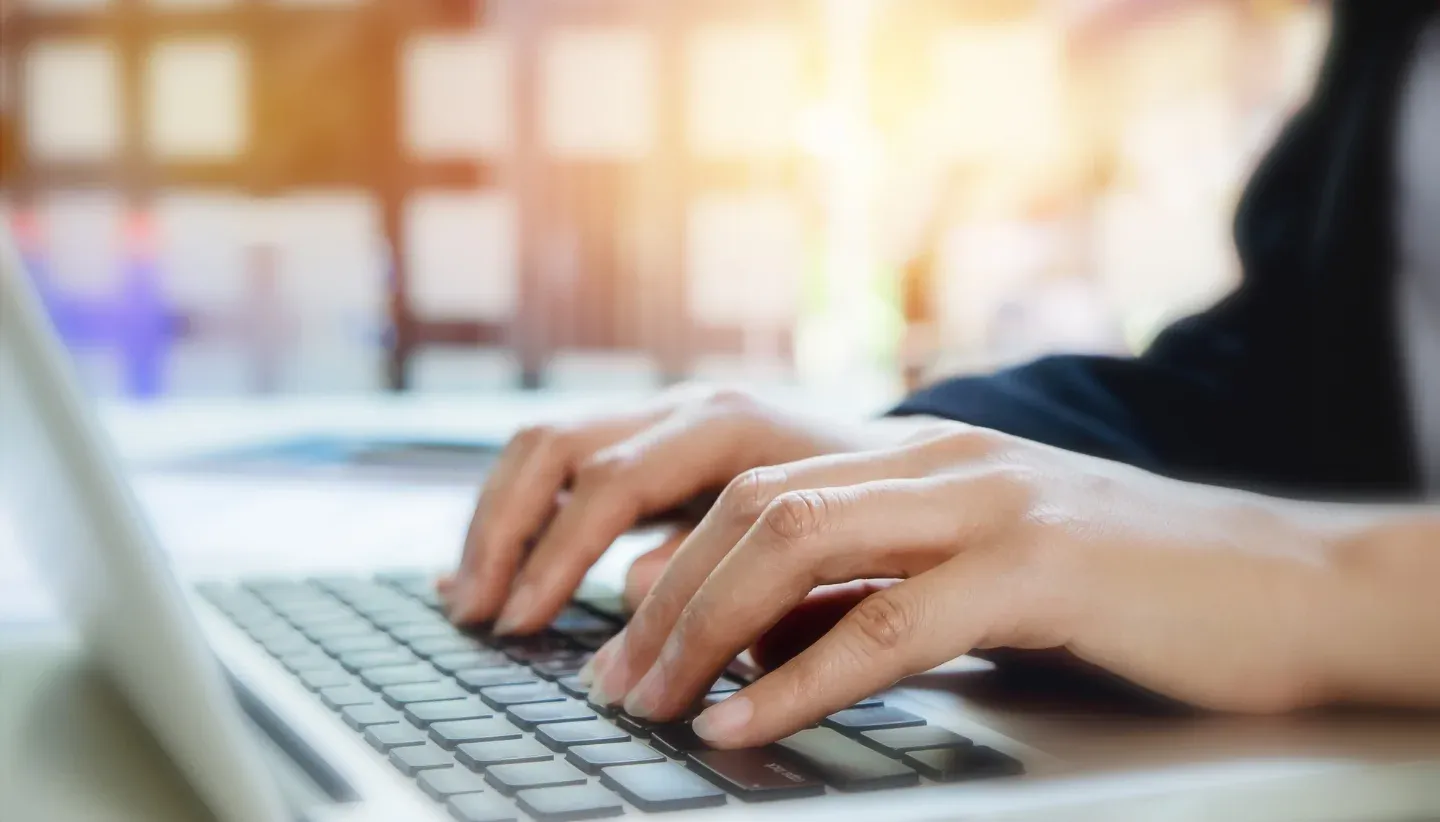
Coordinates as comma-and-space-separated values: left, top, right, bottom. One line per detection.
574, 450, 637, 490
669, 603, 716, 657
700, 387, 758, 412
901, 420, 965, 447
718, 468, 787, 524
761, 490, 829, 543
513, 423, 563, 453
938, 426, 1003, 457
847, 592, 915, 654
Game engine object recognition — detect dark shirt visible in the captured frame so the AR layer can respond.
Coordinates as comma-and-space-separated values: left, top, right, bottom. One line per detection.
894, 1, 1439, 501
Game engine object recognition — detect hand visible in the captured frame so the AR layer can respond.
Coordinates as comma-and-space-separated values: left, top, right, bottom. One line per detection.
442, 387, 942, 634
585, 422, 1357, 748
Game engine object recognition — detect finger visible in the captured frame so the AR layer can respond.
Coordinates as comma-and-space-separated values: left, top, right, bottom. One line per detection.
624, 531, 690, 612
451, 411, 660, 624
492, 407, 769, 635
694, 548, 1044, 748
750, 580, 896, 671
623, 475, 1010, 720
588, 447, 934, 706
450, 425, 578, 623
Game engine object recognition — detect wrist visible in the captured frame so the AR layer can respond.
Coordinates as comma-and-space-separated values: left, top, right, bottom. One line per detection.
1305, 514, 1440, 709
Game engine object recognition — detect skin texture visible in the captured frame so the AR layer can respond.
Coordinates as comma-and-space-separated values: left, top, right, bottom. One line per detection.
445, 389, 1440, 749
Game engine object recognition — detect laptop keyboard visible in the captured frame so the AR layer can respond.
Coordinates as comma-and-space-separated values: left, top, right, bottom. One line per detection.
198, 573, 1022, 821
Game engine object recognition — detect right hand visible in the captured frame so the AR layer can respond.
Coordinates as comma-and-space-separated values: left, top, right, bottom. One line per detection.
441, 387, 941, 635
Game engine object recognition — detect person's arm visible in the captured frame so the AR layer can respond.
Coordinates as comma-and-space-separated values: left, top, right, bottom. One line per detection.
890, 22, 1353, 496
582, 423, 1440, 748
891, 268, 1308, 494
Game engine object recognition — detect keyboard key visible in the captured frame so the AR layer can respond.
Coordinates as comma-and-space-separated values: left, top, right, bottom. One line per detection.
417, 767, 490, 801
432, 650, 510, 675
411, 636, 488, 659
531, 653, 592, 681
375, 570, 435, 588
648, 723, 708, 759
456, 738, 555, 771
337, 648, 416, 673
279, 651, 342, 675
430, 718, 524, 749
361, 663, 444, 689
364, 722, 431, 752
446, 793, 519, 822
341, 703, 405, 731
303, 622, 382, 642
687, 748, 825, 801
497, 634, 573, 664
515, 783, 623, 822
556, 675, 588, 699
389, 742, 458, 776
565, 741, 666, 774
550, 606, 616, 635
299, 668, 356, 691
709, 677, 742, 695
585, 696, 617, 718
383, 681, 468, 707
506, 700, 596, 731
599, 761, 727, 813
235, 615, 291, 636
484, 760, 587, 795
319, 685, 377, 710
308, 573, 366, 590
535, 719, 630, 752
775, 728, 919, 791
859, 725, 972, 756
822, 706, 925, 735
257, 633, 315, 656
564, 631, 614, 652
368, 608, 447, 631
406, 698, 494, 727
901, 745, 1024, 782
479, 683, 563, 711
351, 598, 422, 618
458, 667, 539, 691
390, 622, 458, 643
285, 607, 357, 626
613, 712, 652, 738
320, 634, 397, 656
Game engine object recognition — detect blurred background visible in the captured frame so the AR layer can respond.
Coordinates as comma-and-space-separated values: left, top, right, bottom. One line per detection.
0, 0, 1330, 405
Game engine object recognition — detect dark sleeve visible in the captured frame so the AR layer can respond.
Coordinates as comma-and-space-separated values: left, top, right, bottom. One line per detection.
891, 287, 1303, 489
893, 89, 1327, 491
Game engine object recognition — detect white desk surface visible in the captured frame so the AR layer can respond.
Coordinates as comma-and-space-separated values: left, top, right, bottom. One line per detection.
3, 393, 1440, 822
0, 390, 883, 629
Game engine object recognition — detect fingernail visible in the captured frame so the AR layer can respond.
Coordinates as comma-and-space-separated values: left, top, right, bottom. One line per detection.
587, 631, 625, 689
623, 665, 666, 718
590, 650, 631, 707
576, 642, 616, 688
693, 695, 753, 745
493, 582, 535, 635
444, 577, 475, 624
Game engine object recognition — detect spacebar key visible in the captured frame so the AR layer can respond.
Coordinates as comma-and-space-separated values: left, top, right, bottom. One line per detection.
599, 762, 727, 812
776, 727, 919, 791
686, 748, 826, 801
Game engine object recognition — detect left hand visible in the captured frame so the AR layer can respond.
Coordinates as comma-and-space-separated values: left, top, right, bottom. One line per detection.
583, 422, 1352, 748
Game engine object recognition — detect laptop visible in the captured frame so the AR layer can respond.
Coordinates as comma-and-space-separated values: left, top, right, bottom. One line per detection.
4, 226, 1440, 822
